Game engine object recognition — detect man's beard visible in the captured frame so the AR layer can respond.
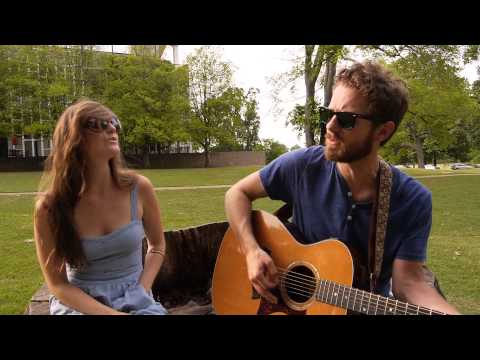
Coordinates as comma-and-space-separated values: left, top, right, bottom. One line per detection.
325, 129, 375, 163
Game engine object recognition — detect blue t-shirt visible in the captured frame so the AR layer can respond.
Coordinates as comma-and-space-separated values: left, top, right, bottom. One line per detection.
259, 146, 432, 296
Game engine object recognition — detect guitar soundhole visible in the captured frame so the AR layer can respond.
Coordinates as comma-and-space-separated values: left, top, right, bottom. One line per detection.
284, 265, 316, 304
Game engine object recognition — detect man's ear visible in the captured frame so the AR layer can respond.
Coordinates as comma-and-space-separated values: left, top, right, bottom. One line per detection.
375, 121, 396, 144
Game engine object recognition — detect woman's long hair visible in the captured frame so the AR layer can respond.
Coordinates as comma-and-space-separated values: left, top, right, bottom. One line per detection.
36, 99, 135, 270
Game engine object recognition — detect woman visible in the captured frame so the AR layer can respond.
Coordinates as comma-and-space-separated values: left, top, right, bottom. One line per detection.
34, 99, 168, 315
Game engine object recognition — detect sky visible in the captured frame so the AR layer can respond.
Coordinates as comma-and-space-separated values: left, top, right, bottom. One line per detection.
108, 45, 480, 149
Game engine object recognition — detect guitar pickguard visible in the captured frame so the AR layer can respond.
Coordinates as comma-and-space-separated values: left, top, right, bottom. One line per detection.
255, 287, 306, 315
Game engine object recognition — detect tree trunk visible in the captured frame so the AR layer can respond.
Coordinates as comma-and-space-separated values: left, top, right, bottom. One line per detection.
80, 45, 85, 96
321, 59, 337, 145
414, 136, 425, 168
303, 45, 326, 147
142, 145, 151, 168
304, 83, 316, 147
405, 119, 425, 168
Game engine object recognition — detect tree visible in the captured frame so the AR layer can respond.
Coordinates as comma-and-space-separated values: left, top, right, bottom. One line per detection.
0, 46, 11, 134
446, 120, 472, 162
103, 54, 190, 167
473, 79, 480, 103
351, 45, 480, 167
383, 55, 480, 168
209, 87, 262, 152
287, 102, 322, 144
0, 45, 192, 162
239, 87, 261, 151
200, 87, 244, 152
129, 45, 168, 59
258, 138, 288, 163
186, 46, 235, 167
321, 57, 338, 145
270, 45, 346, 147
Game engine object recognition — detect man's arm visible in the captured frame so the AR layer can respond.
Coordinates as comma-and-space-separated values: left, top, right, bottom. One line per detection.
224, 171, 279, 303
392, 259, 460, 314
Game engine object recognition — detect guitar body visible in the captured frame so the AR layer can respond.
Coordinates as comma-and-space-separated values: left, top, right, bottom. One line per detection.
212, 210, 354, 315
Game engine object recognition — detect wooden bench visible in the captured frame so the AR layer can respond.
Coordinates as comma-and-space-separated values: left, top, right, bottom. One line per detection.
25, 221, 229, 315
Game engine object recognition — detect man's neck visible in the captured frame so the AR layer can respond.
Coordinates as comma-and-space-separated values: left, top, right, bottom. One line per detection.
336, 152, 379, 202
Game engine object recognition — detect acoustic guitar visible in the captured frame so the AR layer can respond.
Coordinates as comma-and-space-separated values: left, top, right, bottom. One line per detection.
212, 210, 445, 315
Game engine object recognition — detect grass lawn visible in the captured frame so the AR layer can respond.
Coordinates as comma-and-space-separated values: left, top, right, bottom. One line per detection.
0, 166, 479, 314
0, 166, 478, 192
0, 166, 263, 193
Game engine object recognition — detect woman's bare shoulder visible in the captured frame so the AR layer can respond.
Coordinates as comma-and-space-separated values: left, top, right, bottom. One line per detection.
135, 174, 154, 192
34, 193, 54, 219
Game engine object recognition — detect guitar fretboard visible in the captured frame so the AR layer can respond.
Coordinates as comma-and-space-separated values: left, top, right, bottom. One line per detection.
315, 279, 446, 315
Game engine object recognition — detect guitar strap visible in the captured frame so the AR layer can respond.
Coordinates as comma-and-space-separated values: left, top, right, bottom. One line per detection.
367, 158, 393, 293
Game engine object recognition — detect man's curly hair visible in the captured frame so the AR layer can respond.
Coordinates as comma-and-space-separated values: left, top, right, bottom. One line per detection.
335, 61, 409, 145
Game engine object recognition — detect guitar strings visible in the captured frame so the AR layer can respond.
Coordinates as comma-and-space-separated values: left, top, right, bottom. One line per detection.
274, 272, 436, 315
270, 268, 442, 315
274, 271, 390, 311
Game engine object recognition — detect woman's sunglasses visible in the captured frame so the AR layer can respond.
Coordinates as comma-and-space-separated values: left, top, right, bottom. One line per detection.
319, 106, 380, 130
83, 117, 122, 133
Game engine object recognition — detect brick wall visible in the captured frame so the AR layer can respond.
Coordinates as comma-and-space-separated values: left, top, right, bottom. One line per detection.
147, 151, 265, 169
0, 152, 265, 171
0, 158, 47, 172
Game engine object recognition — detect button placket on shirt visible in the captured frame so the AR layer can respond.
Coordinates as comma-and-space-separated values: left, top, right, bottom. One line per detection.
347, 192, 354, 221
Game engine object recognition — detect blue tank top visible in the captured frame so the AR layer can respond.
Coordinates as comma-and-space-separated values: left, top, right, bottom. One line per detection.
50, 183, 167, 315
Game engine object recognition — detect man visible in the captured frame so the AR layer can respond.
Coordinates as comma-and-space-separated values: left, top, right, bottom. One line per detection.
224, 61, 459, 314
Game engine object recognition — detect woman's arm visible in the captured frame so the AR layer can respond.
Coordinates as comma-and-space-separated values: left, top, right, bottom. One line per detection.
136, 176, 166, 292
34, 198, 127, 315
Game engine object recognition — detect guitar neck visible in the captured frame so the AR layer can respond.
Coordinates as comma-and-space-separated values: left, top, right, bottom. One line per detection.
315, 279, 446, 315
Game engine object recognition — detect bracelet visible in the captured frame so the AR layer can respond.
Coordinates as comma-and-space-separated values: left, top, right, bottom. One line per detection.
149, 249, 165, 256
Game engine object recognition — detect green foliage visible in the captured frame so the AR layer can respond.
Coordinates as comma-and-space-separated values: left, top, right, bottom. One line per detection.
257, 138, 288, 163
462, 45, 480, 64
237, 87, 261, 151
24, 121, 55, 137
186, 47, 261, 165
103, 55, 190, 153
269, 45, 346, 147
186, 46, 235, 157
213, 87, 261, 152
0, 46, 191, 163
128, 45, 168, 58
287, 101, 322, 142
469, 149, 480, 163
473, 80, 480, 104
381, 51, 480, 166
379, 130, 417, 165
0, 45, 259, 165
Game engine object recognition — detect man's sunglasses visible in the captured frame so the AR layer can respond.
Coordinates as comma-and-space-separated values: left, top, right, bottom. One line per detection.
83, 117, 122, 133
319, 106, 380, 130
